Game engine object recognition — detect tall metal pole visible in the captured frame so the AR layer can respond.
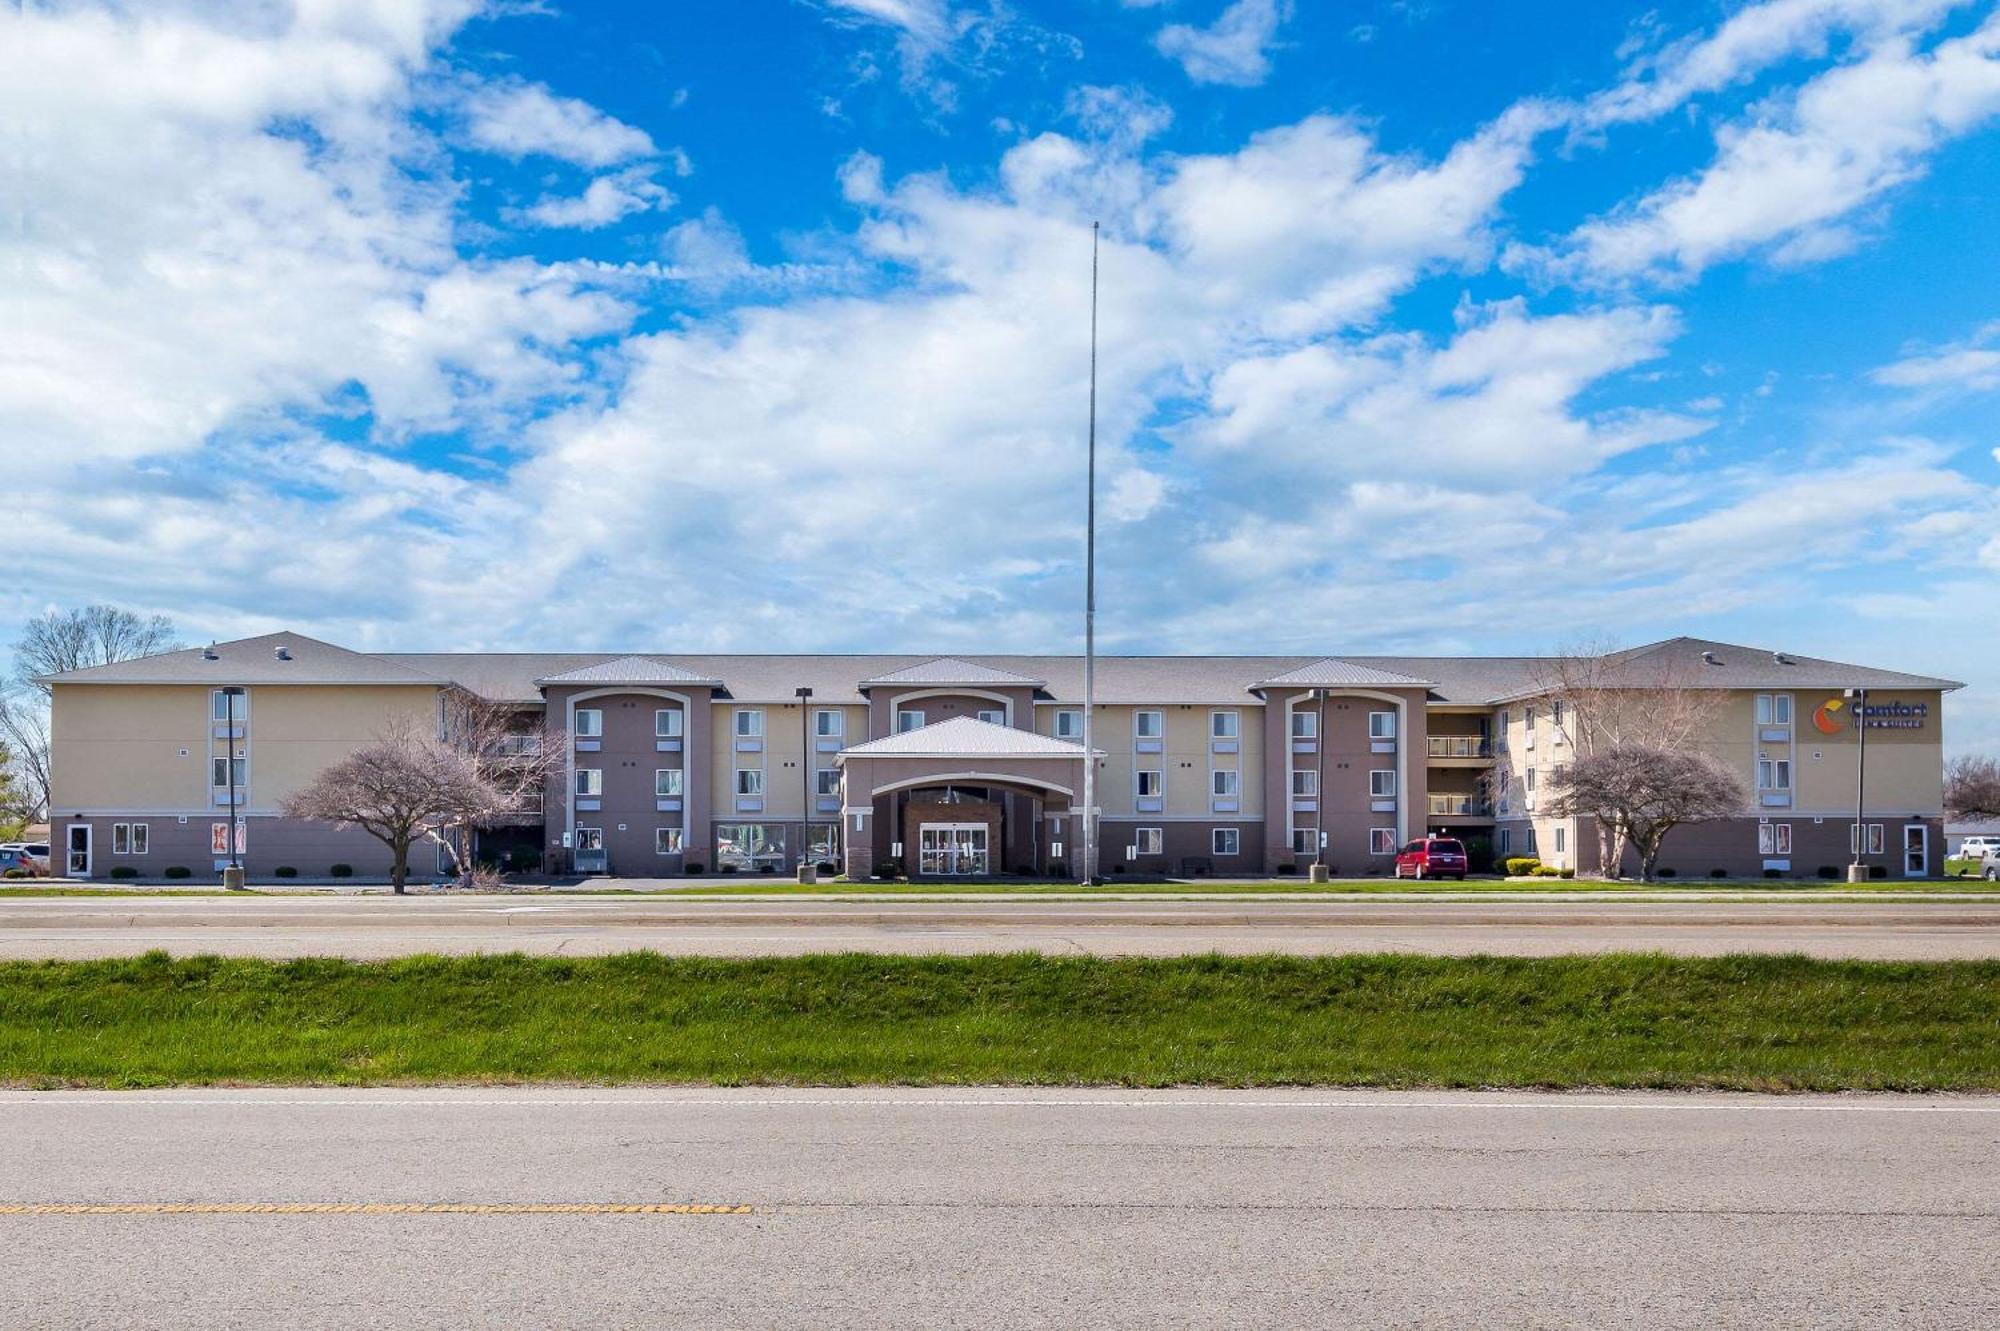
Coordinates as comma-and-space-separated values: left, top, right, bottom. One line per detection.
1850, 686, 1869, 875
796, 686, 814, 875
223, 686, 244, 888
1314, 688, 1328, 869
1080, 221, 1100, 887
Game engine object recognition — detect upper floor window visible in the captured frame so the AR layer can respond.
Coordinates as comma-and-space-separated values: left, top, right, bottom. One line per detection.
734, 709, 764, 738
814, 709, 843, 738
1756, 694, 1793, 726
1137, 770, 1164, 798
1290, 710, 1317, 740
1368, 711, 1396, 740
575, 769, 602, 797
211, 756, 246, 789
573, 709, 603, 738
1211, 710, 1240, 739
1523, 706, 1537, 749
815, 768, 841, 797
210, 689, 248, 722
735, 768, 764, 797
655, 769, 683, 798
897, 709, 924, 733
1757, 758, 1792, 790
1212, 770, 1240, 797
1134, 710, 1164, 740
654, 709, 683, 738
977, 708, 1005, 725
1054, 709, 1083, 740
1369, 769, 1397, 798
1291, 770, 1318, 797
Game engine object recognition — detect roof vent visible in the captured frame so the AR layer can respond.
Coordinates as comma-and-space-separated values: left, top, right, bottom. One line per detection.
1773, 651, 1794, 666
201, 643, 219, 661
273, 645, 292, 661
1700, 651, 1721, 666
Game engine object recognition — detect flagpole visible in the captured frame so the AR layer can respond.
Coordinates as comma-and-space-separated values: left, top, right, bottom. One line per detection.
1081, 221, 1099, 887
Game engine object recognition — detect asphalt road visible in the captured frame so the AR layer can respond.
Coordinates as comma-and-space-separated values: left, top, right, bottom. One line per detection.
1, 893, 1997, 958
0, 1088, 1993, 1329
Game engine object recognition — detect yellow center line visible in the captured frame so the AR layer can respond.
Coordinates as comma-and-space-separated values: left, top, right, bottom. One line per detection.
0, 1202, 755, 1215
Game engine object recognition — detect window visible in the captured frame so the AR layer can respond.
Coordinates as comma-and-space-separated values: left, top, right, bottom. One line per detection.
1212, 828, 1240, 856
1498, 828, 1512, 854
734, 709, 764, 738
1850, 823, 1885, 855
977, 709, 1005, 725
1369, 769, 1396, 798
816, 768, 840, 797
574, 827, 603, 852
1054, 709, 1083, 740
1134, 710, 1164, 740
655, 769, 683, 798
574, 709, 603, 738
897, 709, 924, 733
575, 769, 602, 797
1211, 770, 1240, 797
1291, 710, 1317, 740
1524, 767, 1537, 792
1554, 826, 1566, 853
112, 822, 149, 855
1211, 710, 1240, 739
1137, 770, 1164, 798
1552, 700, 1566, 729
1757, 759, 1792, 790
656, 827, 684, 855
735, 768, 764, 797
1291, 770, 1318, 797
814, 709, 842, 738
1523, 706, 1536, 749
1757, 694, 1794, 726
1496, 710, 1510, 749
1292, 828, 1315, 854
716, 823, 785, 868
654, 709, 683, 738
1759, 823, 1793, 855
1369, 828, 1397, 855
1136, 827, 1163, 855
1368, 711, 1396, 741
211, 756, 247, 788
210, 689, 248, 722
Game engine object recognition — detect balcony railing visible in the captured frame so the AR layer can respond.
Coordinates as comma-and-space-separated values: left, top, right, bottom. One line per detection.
1427, 736, 1492, 759
1426, 794, 1491, 816
489, 735, 543, 758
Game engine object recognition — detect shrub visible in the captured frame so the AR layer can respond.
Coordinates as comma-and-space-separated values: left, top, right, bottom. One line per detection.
1763, 868, 1782, 879
1558, 867, 1575, 879
816, 861, 839, 875
1502, 856, 1541, 877
1274, 863, 1297, 875
759, 864, 777, 875
684, 862, 705, 875
330, 863, 354, 878
109, 866, 139, 880
274, 866, 298, 878
1817, 865, 1839, 879
1530, 864, 1562, 877
163, 866, 191, 879
1657, 868, 1677, 878
510, 849, 543, 873
1869, 864, 1887, 880
718, 864, 738, 875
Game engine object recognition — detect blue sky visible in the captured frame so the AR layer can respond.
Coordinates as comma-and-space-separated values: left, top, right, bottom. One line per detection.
8, 0, 2000, 748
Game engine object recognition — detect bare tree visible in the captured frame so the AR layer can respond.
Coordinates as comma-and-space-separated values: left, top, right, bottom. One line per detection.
433, 688, 562, 887
3, 605, 182, 820
1946, 755, 2000, 821
1517, 641, 1728, 877
0, 739, 32, 839
1546, 747, 1746, 882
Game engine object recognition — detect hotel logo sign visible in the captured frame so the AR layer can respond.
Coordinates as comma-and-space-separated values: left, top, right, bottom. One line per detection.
1811, 697, 1929, 734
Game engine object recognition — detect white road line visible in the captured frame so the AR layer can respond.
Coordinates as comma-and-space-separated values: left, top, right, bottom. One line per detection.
4, 1097, 1995, 1113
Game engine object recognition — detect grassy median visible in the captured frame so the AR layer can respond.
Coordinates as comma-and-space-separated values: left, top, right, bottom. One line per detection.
2, 951, 1995, 1091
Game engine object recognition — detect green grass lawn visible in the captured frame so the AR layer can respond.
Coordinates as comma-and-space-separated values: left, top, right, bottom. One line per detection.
3, 951, 1994, 1091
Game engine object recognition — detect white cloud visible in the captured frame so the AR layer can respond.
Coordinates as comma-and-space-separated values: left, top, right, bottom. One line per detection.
821, 0, 956, 49
1155, 0, 1292, 87
461, 79, 656, 167
1539, 14, 2000, 282
516, 170, 673, 230
1872, 321, 2000, 392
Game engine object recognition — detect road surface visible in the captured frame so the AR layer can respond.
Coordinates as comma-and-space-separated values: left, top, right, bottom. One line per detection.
0, 1088, 1993, 1329
1, 893, 1997, 958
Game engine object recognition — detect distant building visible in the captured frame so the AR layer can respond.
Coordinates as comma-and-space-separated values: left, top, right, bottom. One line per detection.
40, 634, 1959, 881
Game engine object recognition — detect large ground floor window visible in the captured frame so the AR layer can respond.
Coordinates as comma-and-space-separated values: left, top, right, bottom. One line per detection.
716, 823, 786, 871
919, 823, 989, 876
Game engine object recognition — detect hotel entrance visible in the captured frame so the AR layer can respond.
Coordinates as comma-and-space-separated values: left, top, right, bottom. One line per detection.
919, 823, 990, 876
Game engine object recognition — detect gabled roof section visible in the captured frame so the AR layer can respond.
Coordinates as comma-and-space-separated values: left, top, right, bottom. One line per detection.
1486, 637, 1963, 702
858, 657, 1046, 688
838, 716, 1093, 760
535, 656, 723, 687
1255, 658, 1435, 689
37, 632, 445, 687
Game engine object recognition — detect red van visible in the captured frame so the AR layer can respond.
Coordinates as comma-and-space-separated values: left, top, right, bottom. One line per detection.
1393, 837, 1468, 880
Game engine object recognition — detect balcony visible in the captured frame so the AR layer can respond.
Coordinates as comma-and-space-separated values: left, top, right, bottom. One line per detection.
489, 735, 543, 758
1427, 794, 1492, 817
1427, 736, 1492, 760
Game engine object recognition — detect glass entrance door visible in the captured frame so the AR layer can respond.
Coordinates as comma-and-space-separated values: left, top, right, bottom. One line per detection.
919, 823, 989, 876
66, 824, 91, 878
1903, 823, 1928, 878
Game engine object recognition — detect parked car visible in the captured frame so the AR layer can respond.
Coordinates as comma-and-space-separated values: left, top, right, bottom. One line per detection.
1956, 835, 1999, 861
1978, 847, 2000, 882
0, 847, 45, 877
1394, 836, 1468, 880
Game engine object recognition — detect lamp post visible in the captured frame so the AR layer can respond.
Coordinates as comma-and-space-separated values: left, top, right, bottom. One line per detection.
1311, 688, 1329, 882
796, 686, 816, 883
221, 686, 246, 891
1846, 686, 1869, 884
1080, 220, 1100, 888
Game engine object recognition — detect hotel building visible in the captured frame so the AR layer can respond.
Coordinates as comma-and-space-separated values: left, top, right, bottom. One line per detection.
41, 633, 1959, 881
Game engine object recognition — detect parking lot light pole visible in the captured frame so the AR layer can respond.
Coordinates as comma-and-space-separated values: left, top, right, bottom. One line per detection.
221, 686, 246, 891
1846, 686, 1868, 884
796, 687, 816, 883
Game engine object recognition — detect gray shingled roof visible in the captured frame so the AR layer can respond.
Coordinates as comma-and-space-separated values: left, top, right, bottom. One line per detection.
858, 657, 1046, 687
37, 632, 444, 687
838, 716, 1092, 759
1256, 658, 1434, 688
535, 656, 724, 686
1482, 637, 1963, 702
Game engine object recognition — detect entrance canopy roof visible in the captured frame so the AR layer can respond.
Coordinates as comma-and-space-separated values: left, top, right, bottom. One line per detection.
836, 716, 1098, 762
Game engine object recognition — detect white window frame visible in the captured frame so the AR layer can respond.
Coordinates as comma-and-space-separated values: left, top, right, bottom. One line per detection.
1054, 709, 1083, 740
815, 768, 841, 797
1369, 828, 1397, 855
1291, 769, 1318, 797
1757, 694, 1795, 727
210, 688, 249, 723
977, 708, 1005, 725
112, 823, 129, 855
897, 709, 924, 733
1850, 823, 1885, 855
1211, 828, 1240, 856
734, 708, 764, 739
574, 827, 603, 852
735, 768, 764, 797
1369, 769, 1397, 798
1136, 770, 1164, 798
814, 709, 843, 738
655, 769, 683, 798
1211, 769, 1240, 798
656, 827, 683, 855
1759, 823, 1794, 856
1135, 827, 1164, 855
1211, 710, 1240, 740
575, 768, 603, 797
1368, 711, 1396, 741
1498, 827, 1512, 854
210, 756, 247, 789
1291, 828, 1315, 854
1523, 705, 1536, 750
654, 709, 683, 739
1134, 710, 1164, 740
573, 708, 603, 739
1554, 826, 1566, 854
1290, 711, 1317, 740
1758, 758, 1793, 790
